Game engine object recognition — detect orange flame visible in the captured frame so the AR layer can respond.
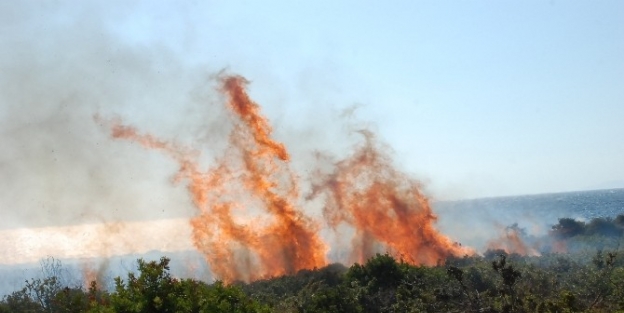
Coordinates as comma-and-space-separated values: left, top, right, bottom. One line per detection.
104, 75, 326, 282
309, 131, 473, 264
81, 261, 108, 289
102, 74, 473, 281
82, 266, 98, 287
486, 227, 540, 256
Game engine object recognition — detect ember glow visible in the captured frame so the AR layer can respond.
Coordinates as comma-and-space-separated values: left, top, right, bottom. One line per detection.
103, 74, 473, 282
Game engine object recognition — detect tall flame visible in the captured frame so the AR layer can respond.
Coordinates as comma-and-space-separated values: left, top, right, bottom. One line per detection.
309, 131, 473, 264
103, 74, 473, 282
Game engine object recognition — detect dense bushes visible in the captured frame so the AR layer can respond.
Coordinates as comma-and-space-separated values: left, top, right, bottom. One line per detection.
0, 257, 269, 313
550, 215, 624, 240
2, 251, 624, 312
241, 250, 624, 312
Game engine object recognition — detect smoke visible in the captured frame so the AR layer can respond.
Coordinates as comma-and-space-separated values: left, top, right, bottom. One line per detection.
0, 3, 206, 230
486, 224, 540, 256
0, 2, 230, 271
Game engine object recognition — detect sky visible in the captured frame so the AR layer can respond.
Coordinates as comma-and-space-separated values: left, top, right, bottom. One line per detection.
1, 0, 623, 231
106, 0, 624, 199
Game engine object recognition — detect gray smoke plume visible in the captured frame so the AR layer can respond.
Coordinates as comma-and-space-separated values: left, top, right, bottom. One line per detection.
0, 2, 226, 231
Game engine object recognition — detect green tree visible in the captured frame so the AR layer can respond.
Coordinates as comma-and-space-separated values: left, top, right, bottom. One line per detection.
109, 257, 267, 313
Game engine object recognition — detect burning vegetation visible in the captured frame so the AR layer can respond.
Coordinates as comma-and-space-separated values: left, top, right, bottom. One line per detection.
101, 74, 473, 282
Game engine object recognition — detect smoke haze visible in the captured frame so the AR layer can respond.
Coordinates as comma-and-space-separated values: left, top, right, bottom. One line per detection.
0, 2, 209, 232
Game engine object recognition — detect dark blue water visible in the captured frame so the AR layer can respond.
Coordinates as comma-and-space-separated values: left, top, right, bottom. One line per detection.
435, 188, 624, 221
432, 188, 624, 249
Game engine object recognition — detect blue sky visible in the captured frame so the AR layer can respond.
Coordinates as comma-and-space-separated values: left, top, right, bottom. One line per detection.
112, 1, 623, 198
3, 1, 624, 200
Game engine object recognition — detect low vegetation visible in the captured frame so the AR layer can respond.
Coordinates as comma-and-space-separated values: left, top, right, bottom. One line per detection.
2, 215, 624, 313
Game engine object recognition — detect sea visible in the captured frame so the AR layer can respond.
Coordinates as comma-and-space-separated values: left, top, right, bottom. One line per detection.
433, 188, 624, 250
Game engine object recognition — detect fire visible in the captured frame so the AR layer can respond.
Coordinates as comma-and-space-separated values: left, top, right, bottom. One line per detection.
102, 74, 473, 282
486, 225, 540, 256
309, 131, 474, 264
82, 262, 108, 289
